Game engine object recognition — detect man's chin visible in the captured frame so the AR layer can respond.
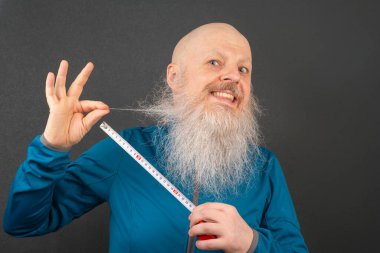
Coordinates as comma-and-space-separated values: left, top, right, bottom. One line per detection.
204, 102, 242, 116
207, 93, 239, 107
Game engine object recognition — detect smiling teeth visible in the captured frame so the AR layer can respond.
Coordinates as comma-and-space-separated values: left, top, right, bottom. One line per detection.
213, 92, 234, 102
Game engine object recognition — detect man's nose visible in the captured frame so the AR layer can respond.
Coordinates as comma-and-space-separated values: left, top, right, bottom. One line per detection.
220, 65, 241, 83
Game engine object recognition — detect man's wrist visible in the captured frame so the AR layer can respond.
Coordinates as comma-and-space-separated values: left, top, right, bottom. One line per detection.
40, 134, 71, 152
246, 229, 259, 253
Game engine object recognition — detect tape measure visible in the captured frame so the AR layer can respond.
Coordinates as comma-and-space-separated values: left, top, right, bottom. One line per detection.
100, 121, 216, 241
99, 121, 195, 212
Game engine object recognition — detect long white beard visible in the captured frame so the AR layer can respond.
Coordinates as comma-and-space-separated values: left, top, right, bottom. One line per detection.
142, 82, 262, 198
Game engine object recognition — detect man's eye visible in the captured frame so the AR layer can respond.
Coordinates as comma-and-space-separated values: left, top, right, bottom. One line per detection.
209, 60, 219, 66
239, 66, 249, 73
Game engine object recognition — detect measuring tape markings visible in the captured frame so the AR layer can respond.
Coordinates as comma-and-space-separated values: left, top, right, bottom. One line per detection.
100, 121, 195, 212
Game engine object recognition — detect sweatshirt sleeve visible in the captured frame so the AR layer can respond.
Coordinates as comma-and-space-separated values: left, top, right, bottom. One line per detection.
254, 153, 309, 253
3, 134, 122, 237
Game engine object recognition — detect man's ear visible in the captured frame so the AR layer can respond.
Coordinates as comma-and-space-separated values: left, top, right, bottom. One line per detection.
166, 63, 180, 92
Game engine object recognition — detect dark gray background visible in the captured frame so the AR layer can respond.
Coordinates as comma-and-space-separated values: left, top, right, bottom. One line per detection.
1, 0, 379, 252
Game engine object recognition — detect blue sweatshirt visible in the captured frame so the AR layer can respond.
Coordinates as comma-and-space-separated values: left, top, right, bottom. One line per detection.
3, 125, 308, 252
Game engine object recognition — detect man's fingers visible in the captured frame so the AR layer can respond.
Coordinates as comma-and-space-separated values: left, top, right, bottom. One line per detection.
67, 62, 94, 99
189, 208, 224, 228
189, 222, 221, 237
55, 60, 68, 99
83, 109, 110, 132
78, 100, 109, 113
189, 203, 237, 227
45, 72, 56, 105
195, 238, 225, 251
79, 100, 110, 132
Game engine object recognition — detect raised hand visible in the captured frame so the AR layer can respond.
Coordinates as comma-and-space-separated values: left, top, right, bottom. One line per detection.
43, 60, 110, 149
188, 202, 257, 253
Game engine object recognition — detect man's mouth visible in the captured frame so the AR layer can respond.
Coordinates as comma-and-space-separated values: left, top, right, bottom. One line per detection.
204, 82, 242, 108
211, 91, 235, 102
210, 88, 240, 105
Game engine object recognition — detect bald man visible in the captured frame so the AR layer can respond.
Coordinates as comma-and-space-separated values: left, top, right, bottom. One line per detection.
4, 23, 309, 253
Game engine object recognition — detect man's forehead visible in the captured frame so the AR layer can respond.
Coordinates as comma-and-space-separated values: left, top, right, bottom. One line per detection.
172, 23, 251, 64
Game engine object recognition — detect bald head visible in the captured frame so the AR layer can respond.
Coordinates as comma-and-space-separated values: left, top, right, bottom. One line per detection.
166, 22, 253, 115
171, 23, 251, 66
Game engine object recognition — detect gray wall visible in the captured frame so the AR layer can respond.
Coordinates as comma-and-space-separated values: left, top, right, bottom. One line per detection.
1, 0, 379, 252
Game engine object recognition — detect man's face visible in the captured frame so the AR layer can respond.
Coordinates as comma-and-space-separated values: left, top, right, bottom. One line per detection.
150, 25, 260, 196
176, 31, 252, 115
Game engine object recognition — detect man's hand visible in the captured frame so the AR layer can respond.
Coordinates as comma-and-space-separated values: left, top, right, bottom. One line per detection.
43, 60, 110, 149
188, 202, 256, 253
